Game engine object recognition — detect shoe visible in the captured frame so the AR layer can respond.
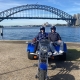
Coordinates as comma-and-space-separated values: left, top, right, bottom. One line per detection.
53, 51, 58, 55
59, 50, 64, 54
36, 51, 39, 54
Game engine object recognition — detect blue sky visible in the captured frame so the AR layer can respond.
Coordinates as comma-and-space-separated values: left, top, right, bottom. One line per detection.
0, 0, 80, 26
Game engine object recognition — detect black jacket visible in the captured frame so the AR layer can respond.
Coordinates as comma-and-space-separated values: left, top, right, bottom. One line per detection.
48, 32, 61, 42
35, 32, 48, 40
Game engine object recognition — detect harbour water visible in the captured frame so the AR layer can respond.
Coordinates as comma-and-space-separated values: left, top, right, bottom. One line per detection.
1, 26, 80, 42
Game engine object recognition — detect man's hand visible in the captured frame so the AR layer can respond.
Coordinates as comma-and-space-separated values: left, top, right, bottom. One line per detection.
32, 38, 36, 43
58, 40, 62, 43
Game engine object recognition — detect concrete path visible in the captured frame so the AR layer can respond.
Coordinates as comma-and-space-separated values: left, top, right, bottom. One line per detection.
0, 41, 80, 80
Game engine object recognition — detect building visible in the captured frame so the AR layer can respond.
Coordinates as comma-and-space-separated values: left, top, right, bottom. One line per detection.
73, 13, 80, 26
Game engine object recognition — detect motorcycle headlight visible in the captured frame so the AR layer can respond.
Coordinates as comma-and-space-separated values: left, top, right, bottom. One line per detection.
41, 46, 48, 53
48, 52, 52, 55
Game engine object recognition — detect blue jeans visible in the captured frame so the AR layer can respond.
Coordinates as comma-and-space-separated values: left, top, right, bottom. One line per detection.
50, 41, 64, 52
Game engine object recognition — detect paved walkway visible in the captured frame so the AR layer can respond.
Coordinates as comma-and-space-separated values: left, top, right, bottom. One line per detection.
0, 41, 80, 80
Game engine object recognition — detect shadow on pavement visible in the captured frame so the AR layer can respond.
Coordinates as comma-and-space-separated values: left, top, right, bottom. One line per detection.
49, 74, 75, 80
48, 60, 80, 80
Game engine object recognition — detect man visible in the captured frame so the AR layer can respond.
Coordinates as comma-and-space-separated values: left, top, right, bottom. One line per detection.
48, 26, 64, 54
0, 28, 3, 39
32, 26, 48, 42
32, 26, 48, 52
35, 26, 48, 40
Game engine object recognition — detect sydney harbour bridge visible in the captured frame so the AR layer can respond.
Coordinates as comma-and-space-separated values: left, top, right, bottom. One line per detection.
0, 4, 78, 26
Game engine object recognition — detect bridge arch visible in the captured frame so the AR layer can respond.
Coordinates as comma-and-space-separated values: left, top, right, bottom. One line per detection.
0, 4, 75, 25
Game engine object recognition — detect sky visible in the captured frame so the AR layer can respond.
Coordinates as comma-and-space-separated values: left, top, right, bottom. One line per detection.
0, 0, 80, 26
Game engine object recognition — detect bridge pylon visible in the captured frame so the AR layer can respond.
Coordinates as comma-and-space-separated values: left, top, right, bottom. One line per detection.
67, 19, 76, 26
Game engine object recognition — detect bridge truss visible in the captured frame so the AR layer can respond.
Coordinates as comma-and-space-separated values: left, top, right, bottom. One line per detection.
0, 4, 76, 25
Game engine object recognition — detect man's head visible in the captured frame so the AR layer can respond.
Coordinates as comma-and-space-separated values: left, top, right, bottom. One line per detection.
50, 26, 56, 33
40, 26, 45, 33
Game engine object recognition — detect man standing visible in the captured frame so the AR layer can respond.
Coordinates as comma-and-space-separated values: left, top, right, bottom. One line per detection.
48, 26, 64, 54
0, 28, 3, 39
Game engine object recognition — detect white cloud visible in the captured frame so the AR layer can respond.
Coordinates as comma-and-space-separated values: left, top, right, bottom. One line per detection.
47, 0, 64, 7
65, 2, 80, 15
67, 8, 80, 12
0, 0, 27, 11
74, 2, 80, 6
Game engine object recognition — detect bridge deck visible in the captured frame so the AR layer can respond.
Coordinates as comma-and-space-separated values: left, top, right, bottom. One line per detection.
0, 17, 75, 20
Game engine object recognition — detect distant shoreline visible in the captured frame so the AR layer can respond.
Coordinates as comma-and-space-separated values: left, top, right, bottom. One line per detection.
2, 24, 80, 27
3, 25, 80, 28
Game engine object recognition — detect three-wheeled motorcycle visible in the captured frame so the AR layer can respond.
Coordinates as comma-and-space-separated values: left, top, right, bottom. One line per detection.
27, 40, 67, 61
26, 39, 67, 80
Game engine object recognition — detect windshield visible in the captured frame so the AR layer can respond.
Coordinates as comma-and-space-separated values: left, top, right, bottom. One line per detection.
39, 39, 49, 47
